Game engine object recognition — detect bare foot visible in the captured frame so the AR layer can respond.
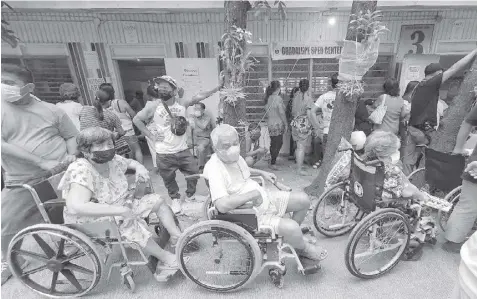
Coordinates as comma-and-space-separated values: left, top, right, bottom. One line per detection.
269, 164, 279, 171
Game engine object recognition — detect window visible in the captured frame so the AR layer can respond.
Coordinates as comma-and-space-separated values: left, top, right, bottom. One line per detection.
175, 42, 185, 58
196, 42, 209, 58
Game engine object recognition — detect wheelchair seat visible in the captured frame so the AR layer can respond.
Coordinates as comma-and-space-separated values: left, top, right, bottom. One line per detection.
423, 148, 465, 193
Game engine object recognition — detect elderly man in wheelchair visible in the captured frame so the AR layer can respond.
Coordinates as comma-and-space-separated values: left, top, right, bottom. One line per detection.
175, 124, 327, 291
7, 127, 183, 297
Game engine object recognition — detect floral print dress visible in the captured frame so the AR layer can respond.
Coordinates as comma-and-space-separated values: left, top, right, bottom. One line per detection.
58, 155, 161, 248
382, 163, 406, 199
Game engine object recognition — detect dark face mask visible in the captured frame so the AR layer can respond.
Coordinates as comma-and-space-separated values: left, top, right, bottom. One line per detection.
157, 91, 173, 101
91, 148, 116, 164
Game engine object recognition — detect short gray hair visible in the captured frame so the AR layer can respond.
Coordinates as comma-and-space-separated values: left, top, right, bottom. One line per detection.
363, 130, 400, 161
211, 124, 238, 149
76, 127, 114, 156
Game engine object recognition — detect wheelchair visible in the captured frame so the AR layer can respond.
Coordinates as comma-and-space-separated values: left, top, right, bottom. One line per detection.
177, 174, 320, 292
405, 147, 477, 233
6, 167, 179, 298
313, 149, 449, 279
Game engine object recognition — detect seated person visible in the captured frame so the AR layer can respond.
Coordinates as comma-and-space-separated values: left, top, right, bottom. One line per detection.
203, 124, 327, 262
362, 130, 431, 202
58, 127, 182, 280
245, 123, 268, 167
192, 103, 215, 171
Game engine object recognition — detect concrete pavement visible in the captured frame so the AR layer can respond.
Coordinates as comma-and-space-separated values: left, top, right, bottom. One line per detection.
1, 157, 461, 299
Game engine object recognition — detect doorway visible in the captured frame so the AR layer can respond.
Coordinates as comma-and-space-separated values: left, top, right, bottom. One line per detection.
116, 58, 166, 104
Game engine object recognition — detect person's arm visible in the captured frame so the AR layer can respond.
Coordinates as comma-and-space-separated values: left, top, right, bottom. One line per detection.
453, 121, 473, 154
182, 84, 222, 108
111, 114, 126, 138
442, 49, 477, 84
119, 99, 137, 119
55, 109, 79, 156
277, 99, 288, 127
308, 101, 321, 130
133, 102, 157, 141
195, 117, 209, 130
66, 183, 128, 217
1, 138, 57, 170
214, 190, 262, 213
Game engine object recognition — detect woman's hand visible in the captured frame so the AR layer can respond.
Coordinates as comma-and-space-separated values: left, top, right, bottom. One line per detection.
62, 154, 76, 165
120, 207, 135, 219
135, 165, 150, 183
465, 161, 477, 179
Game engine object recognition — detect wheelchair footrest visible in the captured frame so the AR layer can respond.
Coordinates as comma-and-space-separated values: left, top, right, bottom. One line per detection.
299, 257, 322, 275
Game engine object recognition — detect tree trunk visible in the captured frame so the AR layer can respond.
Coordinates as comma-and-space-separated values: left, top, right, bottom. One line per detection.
224, 0, 250, 155
429, 58, 477, 152
305, 0, 378, 196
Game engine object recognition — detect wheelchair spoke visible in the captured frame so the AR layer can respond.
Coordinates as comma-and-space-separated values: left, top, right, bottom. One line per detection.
60, 269, 83, 291
60, 251, 87, 263
21, 265, 49, 277
12, 249, 49, 263
64, 262, 93, 275
50, 272, 59, 293
56, 239, 65, 258
33, 234, 56, 258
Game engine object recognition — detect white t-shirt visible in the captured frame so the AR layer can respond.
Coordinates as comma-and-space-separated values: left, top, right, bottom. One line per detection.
203, 154, 273, 216
314, 90, 336, 134
436, 99, 449, 129
56, 101, 82, 131
136, 100, 188, 154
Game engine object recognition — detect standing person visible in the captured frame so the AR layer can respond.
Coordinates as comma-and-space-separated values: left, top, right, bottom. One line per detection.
291, 79, 314, 176
402, 81, 419, 103
286, 87, 299, 161
80, 90, 125, 139
264, 81, 287, 170
1, 64, 78, 284
101, 84, 143, 164
310, 74, 339, 165
404, 49, 477, 174
56, 83, 83, 131
450, 231, 477, 299
370, 78, 408, 136
192, 102, 215, 171
444, 104, 477, 253
133, 75, 222, 214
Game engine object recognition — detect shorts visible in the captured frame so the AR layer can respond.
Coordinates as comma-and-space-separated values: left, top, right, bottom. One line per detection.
291, 126, 311, 147
258, 190, 290, 233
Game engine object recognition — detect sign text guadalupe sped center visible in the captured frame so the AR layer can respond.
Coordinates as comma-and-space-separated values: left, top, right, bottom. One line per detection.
271, 41, 343, 60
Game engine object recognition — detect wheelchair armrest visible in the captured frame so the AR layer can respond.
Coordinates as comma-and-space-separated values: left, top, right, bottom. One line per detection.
236, 202, 254, 209
184, 174, 205, 181
250, 176, 265, 186
43, 199, 67, 206
226, 208, 256, 215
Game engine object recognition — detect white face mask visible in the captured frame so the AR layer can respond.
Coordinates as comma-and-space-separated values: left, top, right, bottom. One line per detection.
1, 83, 34, 103
390, 151, 400, 164
217, 145, 240, 164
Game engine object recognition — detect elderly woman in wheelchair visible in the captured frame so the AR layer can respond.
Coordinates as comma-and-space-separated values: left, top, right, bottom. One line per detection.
175, 124, 327, 291
6, 127, 185, 297
59, 127, 183, 279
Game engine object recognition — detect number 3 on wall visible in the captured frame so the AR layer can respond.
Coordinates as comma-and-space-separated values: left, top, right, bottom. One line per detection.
407, 30, 425, 54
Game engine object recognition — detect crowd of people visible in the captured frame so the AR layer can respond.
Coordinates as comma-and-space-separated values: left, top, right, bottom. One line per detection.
1, 47, 477, 298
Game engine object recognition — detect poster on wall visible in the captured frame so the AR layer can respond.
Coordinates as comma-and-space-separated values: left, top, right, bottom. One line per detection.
164, 58, 220, 121
83, 51, 101, 78
271, 42, 343, 60
396, 24, 435, 61
123, 22, 139, 44
398, 54, 440, 97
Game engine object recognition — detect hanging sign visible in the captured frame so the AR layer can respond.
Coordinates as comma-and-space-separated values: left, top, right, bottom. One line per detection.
123, 22, 139, 44
271, 42, 343, 60
87, 78, 105, 93
397, 24, 435, 61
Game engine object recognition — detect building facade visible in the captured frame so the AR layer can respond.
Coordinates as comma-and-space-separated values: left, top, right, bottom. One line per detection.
2, 6, 477, 124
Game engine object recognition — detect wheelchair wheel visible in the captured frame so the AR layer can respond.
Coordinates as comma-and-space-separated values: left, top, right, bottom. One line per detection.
313, 182, 360, 237
345, 208, 411, 279
438, 186, 462, 232
176, 220, 262, 292
202, 196, 213, 220
407, 168, 426, 191
7, 224, 102, 298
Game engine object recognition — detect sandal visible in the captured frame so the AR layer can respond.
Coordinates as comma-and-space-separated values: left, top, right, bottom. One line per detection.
154, 260, 180, 282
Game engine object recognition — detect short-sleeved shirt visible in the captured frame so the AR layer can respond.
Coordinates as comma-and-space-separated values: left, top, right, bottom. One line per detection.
135, 100, 188, 154
194, 113, 214, 139
462, 105, 477, 183
409, 73, 443, 127
314, 91, 336, 134
373, 94, 404, 135
203, 154, 274, 216
1, 96, 78, 184
56, 100, 83, 131
79, 106, 123, 133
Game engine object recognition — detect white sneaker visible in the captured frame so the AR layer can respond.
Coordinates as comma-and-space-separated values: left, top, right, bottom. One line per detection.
170, 200, 182, 215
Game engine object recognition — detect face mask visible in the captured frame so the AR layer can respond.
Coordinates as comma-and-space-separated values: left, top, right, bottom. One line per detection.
390, 151, 400, 164
91, 148, 116, 164
194, 110, 202, 117
217, 145, 240, 164
1, 83, 34, 103
157, 91, 173, 101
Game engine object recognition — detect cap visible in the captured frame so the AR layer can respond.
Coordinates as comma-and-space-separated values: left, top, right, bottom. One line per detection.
424, 63, 443, 76
153, 75, 178, 89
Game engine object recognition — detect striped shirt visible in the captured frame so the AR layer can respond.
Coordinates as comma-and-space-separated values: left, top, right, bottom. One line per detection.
79, 106, 123, 133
